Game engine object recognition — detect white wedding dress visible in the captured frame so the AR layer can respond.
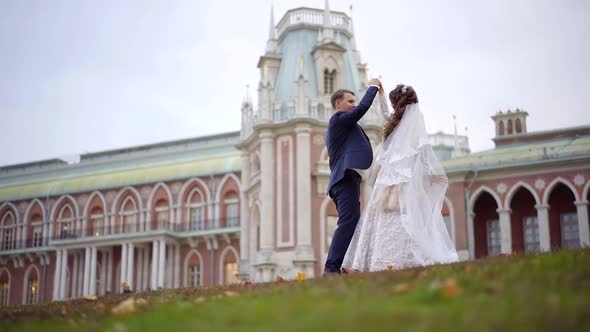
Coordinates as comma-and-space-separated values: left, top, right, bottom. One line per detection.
342, 97, 459, 272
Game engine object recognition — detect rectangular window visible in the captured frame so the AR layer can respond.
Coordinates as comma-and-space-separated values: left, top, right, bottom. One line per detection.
91, 217, 104, 237
487, 219, 501, 256
33, 225, 43, 247
3, 228, 14, 250
27, 279, 38, 305
560, 213, 580, 249
225, 202, 239, 227
157, 210, 168, 229
123, 215, 137, 233
188, 265, 201, 287
523, 216, 540, 253
190, 207, 204, 231
0, 282, 9, 306
224, 262, 238, 285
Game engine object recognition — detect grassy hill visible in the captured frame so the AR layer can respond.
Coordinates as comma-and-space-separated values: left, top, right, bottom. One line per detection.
2, 249, 589, 332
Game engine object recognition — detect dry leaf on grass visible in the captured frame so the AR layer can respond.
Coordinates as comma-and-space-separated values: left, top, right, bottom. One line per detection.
390, 283, 415, 295
111, 298, 136, 316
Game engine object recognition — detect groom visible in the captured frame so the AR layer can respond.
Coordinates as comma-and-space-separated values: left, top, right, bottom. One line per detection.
324, 78, 382, 275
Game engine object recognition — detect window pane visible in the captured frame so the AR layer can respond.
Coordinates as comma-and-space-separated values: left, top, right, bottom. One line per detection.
188, 265, 201, 287
33, 225, 43, 247
224, 262, 238, 285
487, 219, 501, 256
560, 213, 579, 249
190, 207, 204, 230
226, 203, 239, 227
523, 216, 540, 253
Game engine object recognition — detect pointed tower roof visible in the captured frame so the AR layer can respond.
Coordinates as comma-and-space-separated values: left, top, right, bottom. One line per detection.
265, 1, 279, 54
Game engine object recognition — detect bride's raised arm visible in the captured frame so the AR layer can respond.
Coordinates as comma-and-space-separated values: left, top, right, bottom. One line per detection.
378, 91, 391, 121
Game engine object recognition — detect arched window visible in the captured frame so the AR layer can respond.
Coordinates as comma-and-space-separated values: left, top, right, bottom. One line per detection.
187, 188, 205, 231
324, 69, 336, 94
515, 118, 523, 133
0, 269, 10, 306
121, 198, 138, 233
24, 266, 39, 305
1, 212, 16, 250
498, 120, 505, 136
507, 119, 514, 135
185, 252, 202, 287
57, 206, 75, 240
90, 207, 104, 237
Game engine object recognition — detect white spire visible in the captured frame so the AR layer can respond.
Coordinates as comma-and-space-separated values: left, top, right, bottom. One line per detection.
350, 5, 362, 63
268, 1, 276, 40
265, 1, 278, 53
323, 0, 331, 27
321, 0, 334, 42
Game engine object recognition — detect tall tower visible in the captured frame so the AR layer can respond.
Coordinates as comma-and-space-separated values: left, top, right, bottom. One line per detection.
236, 1, 384, 282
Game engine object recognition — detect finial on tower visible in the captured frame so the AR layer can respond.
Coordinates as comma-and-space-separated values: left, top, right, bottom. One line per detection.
321, 0, 334, 42
265, 1, 278, 53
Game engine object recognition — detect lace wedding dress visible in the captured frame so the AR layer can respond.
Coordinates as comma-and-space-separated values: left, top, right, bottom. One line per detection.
342, 96, 459, 272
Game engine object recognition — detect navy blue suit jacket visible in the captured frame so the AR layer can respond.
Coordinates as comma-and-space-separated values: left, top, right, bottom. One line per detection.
326, 86, 379, 195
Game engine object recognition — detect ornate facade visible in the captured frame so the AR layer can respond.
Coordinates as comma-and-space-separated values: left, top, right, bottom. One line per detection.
1, 2, 588, 306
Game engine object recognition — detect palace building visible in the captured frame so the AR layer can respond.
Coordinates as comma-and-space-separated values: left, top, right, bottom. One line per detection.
1, 2, 588, 306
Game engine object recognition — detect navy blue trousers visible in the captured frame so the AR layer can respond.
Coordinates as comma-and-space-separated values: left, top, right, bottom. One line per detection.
324, 170, 362, 273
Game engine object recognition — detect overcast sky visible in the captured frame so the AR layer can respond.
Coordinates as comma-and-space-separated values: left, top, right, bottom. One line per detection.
1, 0, 588, 167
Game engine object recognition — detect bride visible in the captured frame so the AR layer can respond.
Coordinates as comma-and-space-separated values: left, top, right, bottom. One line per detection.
342, 84, 459, 272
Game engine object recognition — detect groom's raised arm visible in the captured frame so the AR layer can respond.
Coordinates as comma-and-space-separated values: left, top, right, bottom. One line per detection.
333, 85, 380, 126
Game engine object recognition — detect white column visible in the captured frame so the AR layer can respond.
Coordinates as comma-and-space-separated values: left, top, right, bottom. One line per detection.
100, 250, 107, 295
106, 249, 113, 293
120, 243, 128, 290
59, 249, 68, 299
143, 247, 150, 291
89, 247, 97, 295
43, 221, 50, 246
295, 126, 313, 253
52, 250, 62, 301
239, 152, 250, 272
83, 247, 91, 296
48, 221, 54, 245
174, 244, 181, 288
536, 204, 551, 251
575, 201, 590, 247
158, 240, 166, 289
467, 212, 475, 259
126, 243, 135, 291
497, 208, 512, 254
151, 240, 159, 290
72, 254, 79, 298
259, 131, 275, 253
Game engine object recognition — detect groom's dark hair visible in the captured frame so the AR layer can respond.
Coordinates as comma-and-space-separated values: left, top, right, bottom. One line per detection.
331, 89, 355, 109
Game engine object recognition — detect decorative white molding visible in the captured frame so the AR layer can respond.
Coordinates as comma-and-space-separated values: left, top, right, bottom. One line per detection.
534, 178, 546, 190
496, 183, 508, 194
574, 174, 585, 187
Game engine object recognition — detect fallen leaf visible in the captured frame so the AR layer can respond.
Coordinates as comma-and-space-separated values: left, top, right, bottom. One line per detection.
84, 295, 98, 301
437, 278, 463, 298
224, 291, 239, 297
390, 283, 414, 295
111, 298, 136, 316
194, 297, 206, 304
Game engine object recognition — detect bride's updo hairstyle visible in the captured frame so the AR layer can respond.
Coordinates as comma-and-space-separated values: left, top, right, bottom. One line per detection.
383, 84, 418, 141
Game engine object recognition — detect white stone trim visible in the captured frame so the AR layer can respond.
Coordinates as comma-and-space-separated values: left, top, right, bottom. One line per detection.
214, 173, 241, 224
50, 195, 80, 222
110, 187, 144, 220
0, 202, 20, 224
468, 185, 502, 213
276, 135, 295, 247
177, 178, 211, 207
504, 181, 541, 209
542, 177, 580, 205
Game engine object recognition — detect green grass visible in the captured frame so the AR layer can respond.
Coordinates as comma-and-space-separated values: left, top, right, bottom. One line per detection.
2, 249, 589, 332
